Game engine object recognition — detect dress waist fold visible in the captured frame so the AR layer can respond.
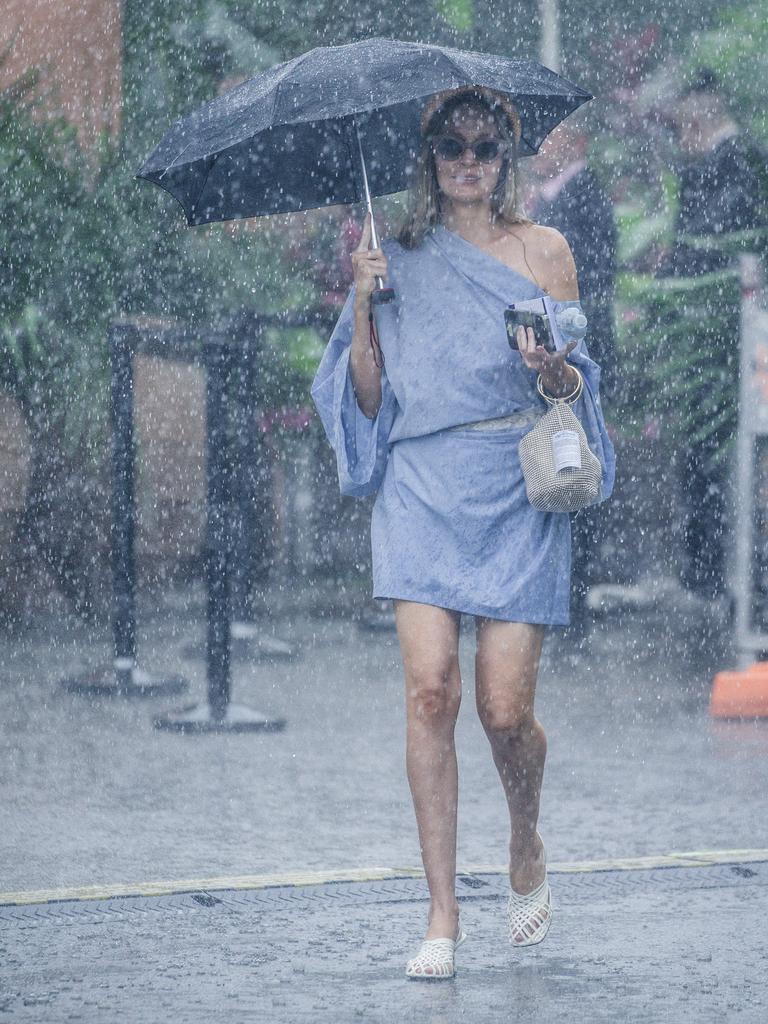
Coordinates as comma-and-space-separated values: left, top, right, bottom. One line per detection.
444, 407, 540, 432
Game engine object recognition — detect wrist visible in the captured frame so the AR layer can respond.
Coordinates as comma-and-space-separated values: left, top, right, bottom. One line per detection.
540, 364, 578, 397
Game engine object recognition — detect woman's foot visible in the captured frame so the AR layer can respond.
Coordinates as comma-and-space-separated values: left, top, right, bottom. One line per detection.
425, 905, 460, 941
508, 831, 551, 945
507, 876, 552, 946
406, 917, 467, 979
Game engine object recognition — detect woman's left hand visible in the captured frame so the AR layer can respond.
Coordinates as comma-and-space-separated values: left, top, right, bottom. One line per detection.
516, 326, 579, 397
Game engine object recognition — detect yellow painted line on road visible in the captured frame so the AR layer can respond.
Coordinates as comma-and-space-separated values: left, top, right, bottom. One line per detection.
1, 849, 766, 908
465, 849, 768, 875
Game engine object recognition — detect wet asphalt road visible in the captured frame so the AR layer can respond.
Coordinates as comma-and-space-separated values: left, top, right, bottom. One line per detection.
0, 860, 766, 1023
2, 582, 768, 1022
1, 580, 766, 893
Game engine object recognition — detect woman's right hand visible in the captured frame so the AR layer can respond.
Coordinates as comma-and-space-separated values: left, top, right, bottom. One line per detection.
351, 212, 388, 302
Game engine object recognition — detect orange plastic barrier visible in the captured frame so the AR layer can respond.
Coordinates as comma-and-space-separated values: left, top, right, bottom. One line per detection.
710, 663, 768, 718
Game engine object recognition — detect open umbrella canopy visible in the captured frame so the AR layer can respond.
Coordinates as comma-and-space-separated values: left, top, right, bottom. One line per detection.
137, 36, 592, 226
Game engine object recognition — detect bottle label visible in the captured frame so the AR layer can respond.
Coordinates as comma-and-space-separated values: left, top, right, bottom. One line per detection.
552, 430, 582, 472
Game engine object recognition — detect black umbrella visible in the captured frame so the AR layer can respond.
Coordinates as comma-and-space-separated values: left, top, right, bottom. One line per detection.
137, 36, 592, 301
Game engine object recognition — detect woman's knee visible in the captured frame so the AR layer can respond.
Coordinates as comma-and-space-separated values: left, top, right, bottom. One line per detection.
478, 699, 541, 740
406, 666, 461, 723
475, 621, 546, 737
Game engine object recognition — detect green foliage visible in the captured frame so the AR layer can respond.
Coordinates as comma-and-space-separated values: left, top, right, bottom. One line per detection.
608, 2, 768, 471
435, 0, 475, 34
681, 2, 768, 142
0, 67, 77, 326
614, 170, 679, 267
615, 270, 741, 469
0, 50, 322, 431
121, 0, 218, 161
0, 33, 335, 619
0, 65, 109, 453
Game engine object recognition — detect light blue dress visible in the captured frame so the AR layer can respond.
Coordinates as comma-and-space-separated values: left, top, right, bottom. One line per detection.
310, 223, 615, 625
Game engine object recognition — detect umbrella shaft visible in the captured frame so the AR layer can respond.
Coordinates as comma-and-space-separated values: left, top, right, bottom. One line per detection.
352, 119, 385, 292
352, 119, 379, 250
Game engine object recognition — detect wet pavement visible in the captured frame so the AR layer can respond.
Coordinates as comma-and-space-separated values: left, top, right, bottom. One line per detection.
1, 856, 767, 1022
2, 577, 766, 890
1, 576, 768, 1020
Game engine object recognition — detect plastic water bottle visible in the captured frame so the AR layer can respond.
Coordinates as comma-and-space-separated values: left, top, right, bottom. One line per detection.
555, 307, 588, 336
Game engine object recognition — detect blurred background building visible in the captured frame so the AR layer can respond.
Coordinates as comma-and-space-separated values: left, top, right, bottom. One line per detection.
0, 0, 122, 146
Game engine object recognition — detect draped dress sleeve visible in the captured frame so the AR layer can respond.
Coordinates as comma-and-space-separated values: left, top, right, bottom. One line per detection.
310, 283, 399, 498
548, 298, 617, 504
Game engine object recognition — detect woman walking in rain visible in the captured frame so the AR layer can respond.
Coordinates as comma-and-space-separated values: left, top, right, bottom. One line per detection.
311, 86, 614, 979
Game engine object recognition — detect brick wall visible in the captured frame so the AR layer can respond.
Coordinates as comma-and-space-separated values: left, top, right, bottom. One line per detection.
133, 353, 206, 576
0, 0, 122, 146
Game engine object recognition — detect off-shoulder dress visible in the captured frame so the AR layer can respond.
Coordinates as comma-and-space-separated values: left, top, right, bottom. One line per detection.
310, 223, 615, 625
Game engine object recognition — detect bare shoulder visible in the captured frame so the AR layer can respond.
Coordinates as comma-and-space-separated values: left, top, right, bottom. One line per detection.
510, 222, 579, 299
514, 221, 567, 253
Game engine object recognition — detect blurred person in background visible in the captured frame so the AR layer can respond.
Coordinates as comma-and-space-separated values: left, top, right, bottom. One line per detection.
526, 118, 618, 637
663, 68, 767, 600
666, 67, 765, 278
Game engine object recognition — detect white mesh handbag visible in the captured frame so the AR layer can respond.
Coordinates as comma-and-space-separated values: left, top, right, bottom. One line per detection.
518, 368, 602, 513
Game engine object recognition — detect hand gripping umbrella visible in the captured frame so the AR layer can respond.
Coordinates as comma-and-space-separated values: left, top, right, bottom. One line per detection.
137, 36, 592, 303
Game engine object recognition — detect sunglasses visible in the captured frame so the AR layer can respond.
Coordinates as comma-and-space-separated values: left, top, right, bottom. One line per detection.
432, 134, 506, 163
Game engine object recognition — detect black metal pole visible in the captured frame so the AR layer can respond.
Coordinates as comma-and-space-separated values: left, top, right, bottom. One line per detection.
230, 316, 259, 624
155, 325, 285, 733
110, 322, 137, 687
205, 335, 232, 720
62, 318, 187, 697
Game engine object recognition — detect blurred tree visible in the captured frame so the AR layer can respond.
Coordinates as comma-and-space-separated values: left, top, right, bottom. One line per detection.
615, 271, 741, 459
680, 1, 768, 143
0, 42, 315, 625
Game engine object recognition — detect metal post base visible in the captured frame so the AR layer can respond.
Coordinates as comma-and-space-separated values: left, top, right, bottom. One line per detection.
182, 622, 300, 662
60, 664, 189, 698
231, 621, 299, 659
153, 701, 287, 734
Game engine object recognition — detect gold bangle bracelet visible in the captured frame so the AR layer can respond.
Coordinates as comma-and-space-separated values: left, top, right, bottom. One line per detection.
537, 366, 583, 406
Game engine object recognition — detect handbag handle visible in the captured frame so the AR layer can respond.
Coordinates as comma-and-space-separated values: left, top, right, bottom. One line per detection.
536, 366, 584, 407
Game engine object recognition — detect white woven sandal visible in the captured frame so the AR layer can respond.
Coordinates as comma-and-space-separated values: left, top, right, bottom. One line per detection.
405, 921, 468, 979
507, 874, 553, 947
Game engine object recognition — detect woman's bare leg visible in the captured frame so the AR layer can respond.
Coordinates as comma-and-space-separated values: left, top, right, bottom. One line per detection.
394, 599, 463, 941
474, 617, 549, 937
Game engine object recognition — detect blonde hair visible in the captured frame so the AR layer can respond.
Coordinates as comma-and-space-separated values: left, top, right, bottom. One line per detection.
396, 89, 530, 250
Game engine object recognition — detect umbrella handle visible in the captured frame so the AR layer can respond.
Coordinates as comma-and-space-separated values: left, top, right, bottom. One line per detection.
351, 119, 395, 305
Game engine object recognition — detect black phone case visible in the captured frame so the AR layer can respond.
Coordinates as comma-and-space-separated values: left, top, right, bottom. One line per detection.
504, 308, 556, 353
